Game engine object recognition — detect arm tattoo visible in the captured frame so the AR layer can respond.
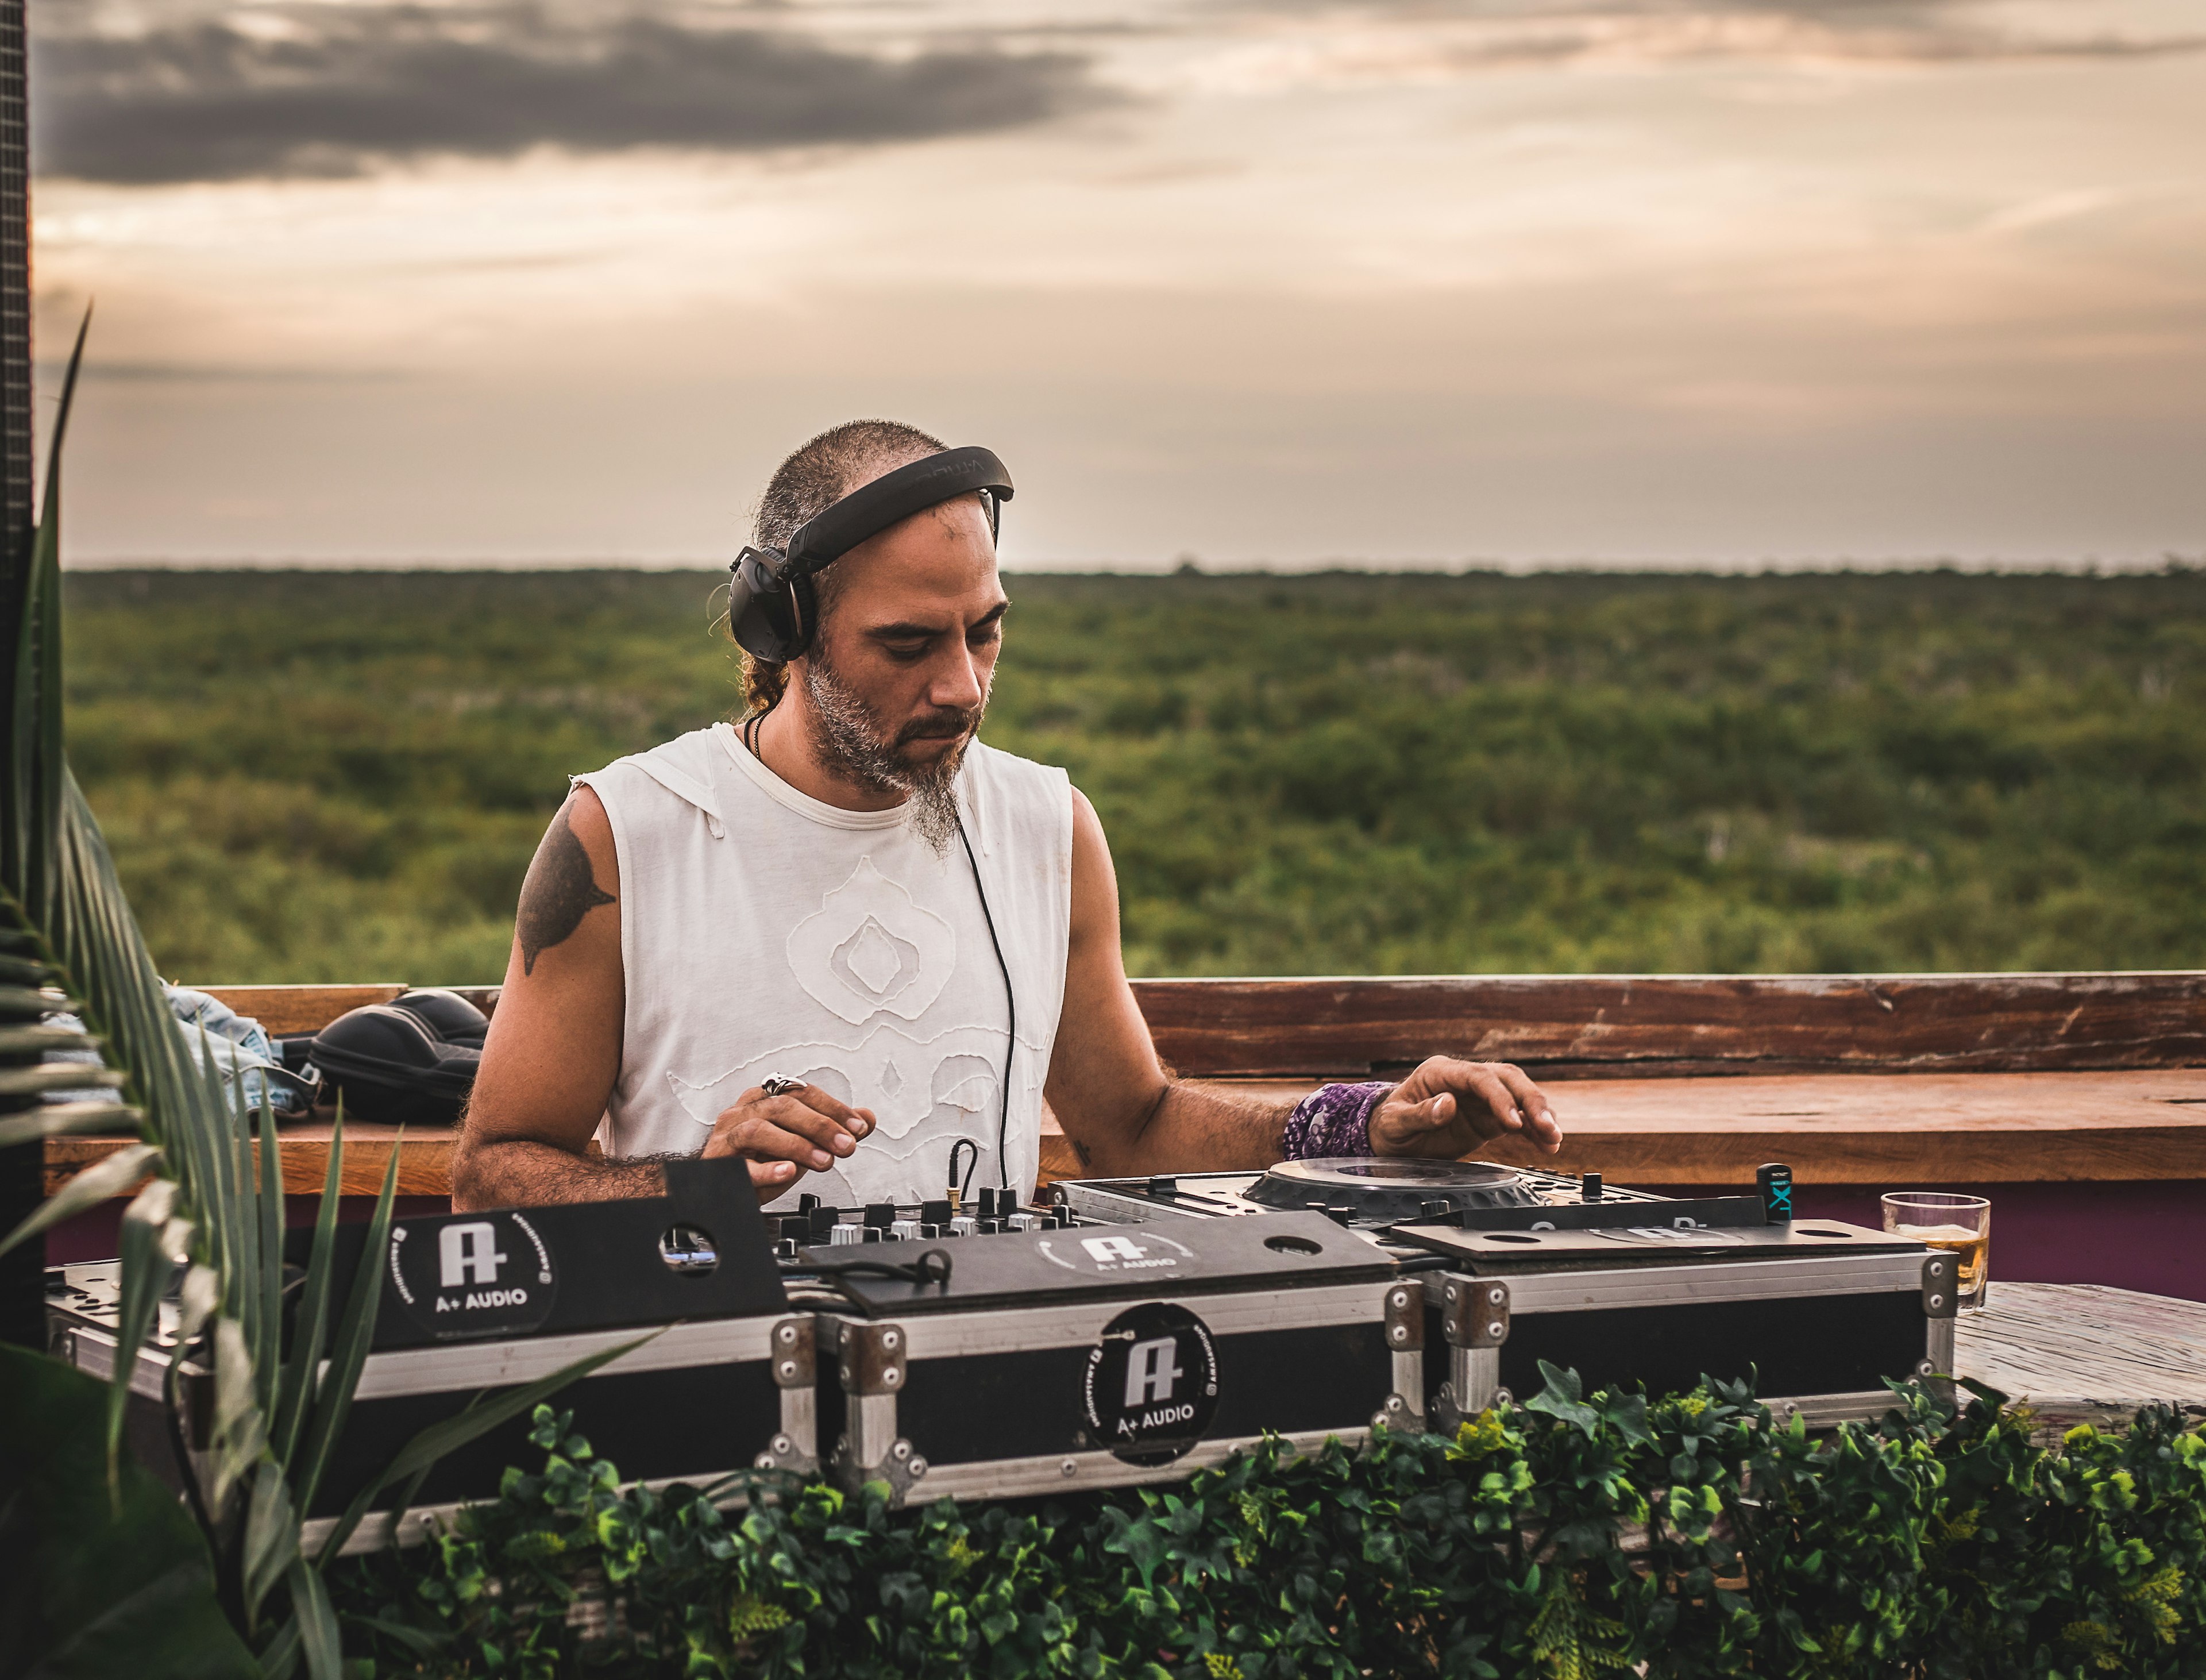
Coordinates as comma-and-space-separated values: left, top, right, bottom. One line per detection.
516, 805, 615, 976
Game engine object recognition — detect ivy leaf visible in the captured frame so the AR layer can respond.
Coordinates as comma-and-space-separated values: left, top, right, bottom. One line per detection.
1525, 1362, 1601, 1438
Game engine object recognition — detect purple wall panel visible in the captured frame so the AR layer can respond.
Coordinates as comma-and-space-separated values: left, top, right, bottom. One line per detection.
45, 1195, 452, 1266
1644, 1181, 2206, 1303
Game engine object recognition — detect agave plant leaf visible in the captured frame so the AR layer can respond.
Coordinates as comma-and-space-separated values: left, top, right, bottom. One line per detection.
0, 1098, 141, 1147
0, 1061, 123, 1097
201, 1026, 249, 1335
210, 1317, 269, 1512
242, 1457, 301, 1628
0, 1140, 156, 1261
254, 1618, 300, 1680
285, 1556, 342, 1680
273, 1107, 346, 1475
314, 1328, 659, 1563
175, 1260, 222, 1353
0, 309, 253, 1497
253, 1104, 284, 1415
108, 1177, 183, 1491
292, 1145, 400, 1521
0, 980, 75, 1018
5, 311, 85, 910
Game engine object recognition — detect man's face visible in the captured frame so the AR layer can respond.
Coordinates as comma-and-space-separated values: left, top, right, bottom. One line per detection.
794, 490, 1007, 805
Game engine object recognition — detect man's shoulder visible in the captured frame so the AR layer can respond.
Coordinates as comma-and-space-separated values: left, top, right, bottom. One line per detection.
963, 741, 1073, 853
965, 739, 1070, 797
589, 725, 727, 779
579, 725, 734, 824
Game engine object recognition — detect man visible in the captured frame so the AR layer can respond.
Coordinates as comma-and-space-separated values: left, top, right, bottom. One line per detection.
453, 421, 1562, 1212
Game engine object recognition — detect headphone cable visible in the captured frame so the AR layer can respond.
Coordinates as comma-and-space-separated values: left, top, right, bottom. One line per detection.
955, 811, 1016, 1191
745, 713, 1015, 1197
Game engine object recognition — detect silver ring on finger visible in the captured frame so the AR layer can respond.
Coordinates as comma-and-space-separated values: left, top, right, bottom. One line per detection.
761, 1074, 806, 1097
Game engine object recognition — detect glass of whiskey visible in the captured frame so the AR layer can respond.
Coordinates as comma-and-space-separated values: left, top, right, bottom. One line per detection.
1881, 1192, 1991, 1312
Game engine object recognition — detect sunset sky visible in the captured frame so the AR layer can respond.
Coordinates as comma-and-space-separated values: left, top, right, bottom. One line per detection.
28, 0, 2206, 566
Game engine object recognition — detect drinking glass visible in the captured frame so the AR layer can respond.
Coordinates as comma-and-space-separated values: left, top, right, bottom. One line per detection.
1881, 1192, 1990, 1312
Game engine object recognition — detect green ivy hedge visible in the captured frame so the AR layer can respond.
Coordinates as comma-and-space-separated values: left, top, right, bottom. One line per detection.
331, 1369, 2204, 1680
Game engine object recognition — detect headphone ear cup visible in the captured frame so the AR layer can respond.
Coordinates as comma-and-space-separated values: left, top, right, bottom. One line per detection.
731, 550, 813, 662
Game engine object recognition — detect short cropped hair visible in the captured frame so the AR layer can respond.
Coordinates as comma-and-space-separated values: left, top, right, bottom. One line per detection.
739, 419, 947, 715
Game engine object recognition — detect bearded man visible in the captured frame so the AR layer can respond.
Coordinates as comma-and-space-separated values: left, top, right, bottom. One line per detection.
453, 421, 1563, 1213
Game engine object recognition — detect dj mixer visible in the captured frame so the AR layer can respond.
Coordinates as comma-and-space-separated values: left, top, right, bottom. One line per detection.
47, 1151, 1961, 1550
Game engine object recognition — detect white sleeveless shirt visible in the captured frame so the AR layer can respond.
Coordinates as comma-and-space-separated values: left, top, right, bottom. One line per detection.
574, 725, 1073, 1209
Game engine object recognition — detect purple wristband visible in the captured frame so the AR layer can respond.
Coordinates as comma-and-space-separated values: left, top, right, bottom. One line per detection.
1281, 1081, 1391, 1161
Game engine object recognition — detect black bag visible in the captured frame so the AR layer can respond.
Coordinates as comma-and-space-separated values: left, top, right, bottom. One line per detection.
307, 989, 488, 1127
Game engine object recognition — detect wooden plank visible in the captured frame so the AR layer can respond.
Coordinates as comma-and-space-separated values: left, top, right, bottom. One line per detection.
1039, 1068, 2206, 1186
46, 1122, 453, 1200
199, 984, 407, 1035
1459, 1068, 2206, 1183
1956, 1283, 2206, 1430
199, 984, 502, 1035
50, 1068, 2206, 1200
190, 973, 2206, 1073
1132, 972, 2206, 1078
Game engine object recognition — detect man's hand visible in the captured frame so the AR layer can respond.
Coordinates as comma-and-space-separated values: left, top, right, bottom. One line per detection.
1369, 1057, 1562, 1159
702, 1081, 877, 1198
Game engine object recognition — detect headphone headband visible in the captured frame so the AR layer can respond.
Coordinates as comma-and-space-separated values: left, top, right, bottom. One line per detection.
728, 444, 1013, 663
782, 445, 1013, 581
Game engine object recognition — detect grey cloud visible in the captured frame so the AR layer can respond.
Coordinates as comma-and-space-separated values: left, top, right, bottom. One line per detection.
30, 5, 1110, 184
1226, 0, 2206, 66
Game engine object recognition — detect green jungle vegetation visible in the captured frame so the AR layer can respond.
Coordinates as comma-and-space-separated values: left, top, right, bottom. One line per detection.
59, 565, 2206, 987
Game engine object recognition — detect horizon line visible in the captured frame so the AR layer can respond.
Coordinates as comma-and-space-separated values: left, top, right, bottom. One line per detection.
57, 553, 2204, 577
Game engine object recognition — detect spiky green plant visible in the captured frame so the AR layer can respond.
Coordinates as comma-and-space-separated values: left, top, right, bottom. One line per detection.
0, 318, 631, 1678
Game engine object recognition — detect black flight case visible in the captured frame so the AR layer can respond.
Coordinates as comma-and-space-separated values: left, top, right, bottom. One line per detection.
45, 1158, 811, 1556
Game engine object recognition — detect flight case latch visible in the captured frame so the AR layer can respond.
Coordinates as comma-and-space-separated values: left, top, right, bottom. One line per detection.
1374, 1281, 1427, 1433
1434, 1276, 1510, 1431
754, 1315, 821, 1475
1918, 1253, 1958, 1404
831, 1321, 925, 1504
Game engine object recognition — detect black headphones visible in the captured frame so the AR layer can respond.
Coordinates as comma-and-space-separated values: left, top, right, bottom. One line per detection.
728, 445, 1013, 663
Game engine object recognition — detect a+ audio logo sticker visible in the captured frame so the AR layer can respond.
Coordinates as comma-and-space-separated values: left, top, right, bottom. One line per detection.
389, 1209, 558, 1341
1036, 1229, 1197, 1277
1082, 1303, 1220, 1466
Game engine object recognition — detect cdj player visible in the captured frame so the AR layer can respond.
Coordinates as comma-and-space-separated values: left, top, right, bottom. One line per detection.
1056, 1157, 1785, 1245
1052, 1158, 1955, 1440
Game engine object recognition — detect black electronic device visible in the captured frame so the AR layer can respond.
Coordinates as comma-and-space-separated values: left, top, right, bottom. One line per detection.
804, 1212, 1426, 1504
298, 1154, 788, 1351
49, 1155, 815, 1556
768, 1191, 1085, 1257
1058, 1158, 1776, 1248
801, 1204, 1396, 1315
728, 445, 1013, 661
305, 991, 491, 1127
1052, 1156, 1961, 1456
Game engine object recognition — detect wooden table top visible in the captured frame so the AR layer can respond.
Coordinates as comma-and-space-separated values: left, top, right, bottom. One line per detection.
45, 1066, 2206, 1199
1150, 1069, 2206, 1185
1956, 1283, 2206, 1430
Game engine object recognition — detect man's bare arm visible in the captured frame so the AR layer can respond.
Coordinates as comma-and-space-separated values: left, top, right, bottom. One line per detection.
1044, 790, 1564, 1178
452, 788, 656, 1209
454, 788, 877, 1211
1043, 792, 1294, 1177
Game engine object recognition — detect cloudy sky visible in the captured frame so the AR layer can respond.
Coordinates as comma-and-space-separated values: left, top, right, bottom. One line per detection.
28, 0, 2206, 565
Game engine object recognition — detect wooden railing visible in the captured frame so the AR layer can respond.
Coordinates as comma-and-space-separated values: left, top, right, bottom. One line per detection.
1136, 972, 2206, 1078
40, 972, 2206, 1198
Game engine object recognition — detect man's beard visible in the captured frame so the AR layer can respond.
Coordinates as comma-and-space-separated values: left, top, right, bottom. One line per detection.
800, 652, 985, 854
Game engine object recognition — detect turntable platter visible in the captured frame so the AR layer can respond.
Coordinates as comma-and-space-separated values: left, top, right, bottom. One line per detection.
1243, 1157, 1544, 1222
